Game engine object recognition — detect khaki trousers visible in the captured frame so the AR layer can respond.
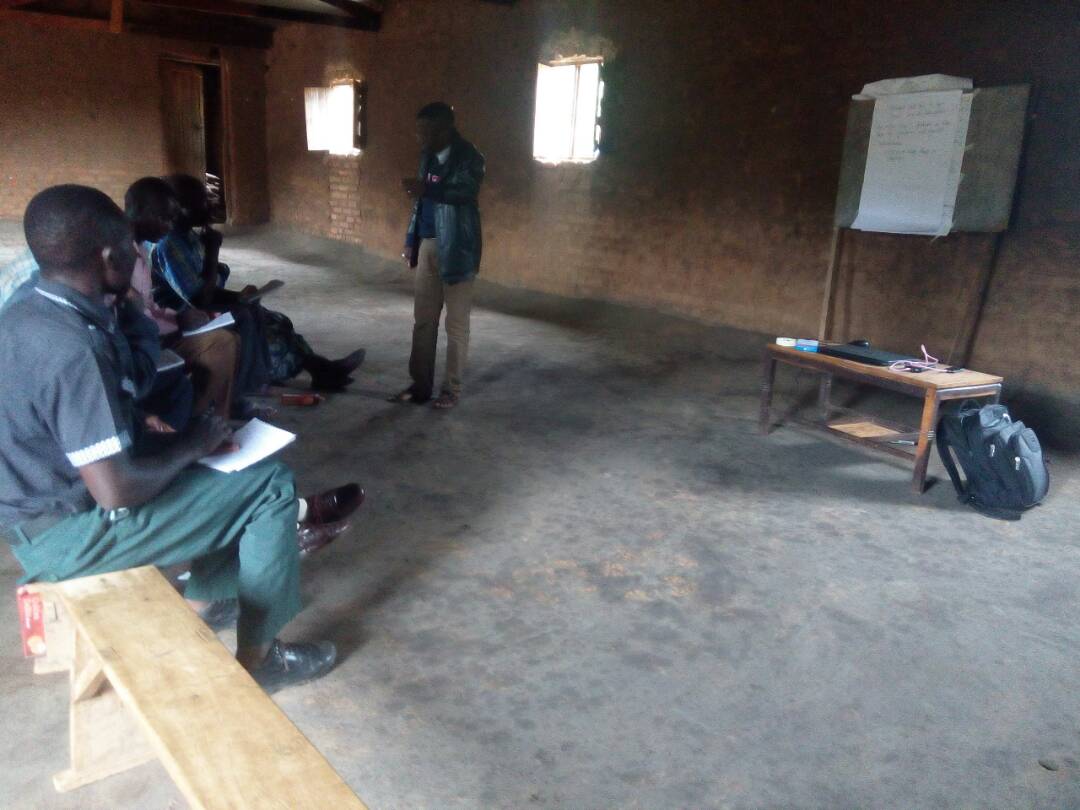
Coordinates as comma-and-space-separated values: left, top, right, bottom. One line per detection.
170, 328, 239, 419
410, 238, 474, 397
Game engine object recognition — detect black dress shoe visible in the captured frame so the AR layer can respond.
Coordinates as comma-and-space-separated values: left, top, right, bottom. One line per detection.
251, 639, 338, 693
304, 483, 364, 525
196, 599, 239, 631
297, 518, 352, 556
333, 349, 366, 375
307, 351, 364, 391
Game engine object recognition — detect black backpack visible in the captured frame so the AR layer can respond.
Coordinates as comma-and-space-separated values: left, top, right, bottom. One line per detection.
936, 402, 1049, 520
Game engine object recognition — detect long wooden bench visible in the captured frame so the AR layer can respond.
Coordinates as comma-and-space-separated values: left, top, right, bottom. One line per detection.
27, 566, 368, 809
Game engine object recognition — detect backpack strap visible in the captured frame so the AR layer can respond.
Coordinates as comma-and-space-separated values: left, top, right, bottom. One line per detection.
935, 417, 968, 501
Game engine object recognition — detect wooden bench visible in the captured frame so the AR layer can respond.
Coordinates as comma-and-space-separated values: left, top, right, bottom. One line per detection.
26, 566, 368, 809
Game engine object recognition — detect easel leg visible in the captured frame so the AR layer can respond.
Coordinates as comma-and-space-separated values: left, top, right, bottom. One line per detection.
759, 356, 777, 435
950, 231, 1007, 367
53, 632, 155, 793
912, 391, 941, 494
817, 226, 843, 341
818, 373, 833, 422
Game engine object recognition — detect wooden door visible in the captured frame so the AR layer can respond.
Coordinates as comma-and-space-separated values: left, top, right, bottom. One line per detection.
160, 61, 206, 178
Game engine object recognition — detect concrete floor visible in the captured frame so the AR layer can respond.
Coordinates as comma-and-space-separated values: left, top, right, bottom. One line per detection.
1, 222, 1078, 809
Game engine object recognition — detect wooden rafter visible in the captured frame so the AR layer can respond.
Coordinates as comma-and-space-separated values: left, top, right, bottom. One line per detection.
139, 0, 379, 30
310, 0, 379, 25
0, 8, 109, 29
0, 4, 273, 46
126, 14, 273, 46
109, 0, 123, 32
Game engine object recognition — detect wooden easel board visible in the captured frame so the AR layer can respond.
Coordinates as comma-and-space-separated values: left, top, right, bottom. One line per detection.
833, 85, 1030, 233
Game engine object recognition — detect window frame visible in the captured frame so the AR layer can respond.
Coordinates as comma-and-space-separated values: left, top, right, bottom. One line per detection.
304, 79, 366, 157
532, 56, 605, 165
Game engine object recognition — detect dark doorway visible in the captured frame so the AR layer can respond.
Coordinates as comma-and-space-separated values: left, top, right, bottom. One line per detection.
160, 58, 228, 222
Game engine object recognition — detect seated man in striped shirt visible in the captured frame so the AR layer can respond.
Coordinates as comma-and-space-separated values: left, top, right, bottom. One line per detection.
154, 174, 365, 392
125, 177, 239, 421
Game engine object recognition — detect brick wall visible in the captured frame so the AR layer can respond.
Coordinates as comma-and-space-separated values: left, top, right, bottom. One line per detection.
327, 157, 364, 242
265, 0, 1080, 442
0, 21, 269, 223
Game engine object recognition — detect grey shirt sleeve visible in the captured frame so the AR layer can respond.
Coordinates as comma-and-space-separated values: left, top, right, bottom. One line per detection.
45, 340, 133, 468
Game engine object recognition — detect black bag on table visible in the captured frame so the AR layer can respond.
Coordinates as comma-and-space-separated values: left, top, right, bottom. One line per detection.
936, 401, 1049, 521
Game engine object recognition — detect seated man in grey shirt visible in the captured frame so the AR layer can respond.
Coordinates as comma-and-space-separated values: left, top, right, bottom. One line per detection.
0, 185, 357, 693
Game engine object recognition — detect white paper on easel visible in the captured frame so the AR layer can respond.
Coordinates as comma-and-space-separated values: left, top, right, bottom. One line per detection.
939, 92, 974, 231
852, 90, 969, 236
856, 74, 972, 99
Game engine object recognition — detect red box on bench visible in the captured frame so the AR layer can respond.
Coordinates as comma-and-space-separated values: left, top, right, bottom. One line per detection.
16, 587, 46, 658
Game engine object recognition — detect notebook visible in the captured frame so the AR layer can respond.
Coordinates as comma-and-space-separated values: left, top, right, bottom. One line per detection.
198, 419, 296, 473
182, 311, 235, 338
156, 349, 185, 373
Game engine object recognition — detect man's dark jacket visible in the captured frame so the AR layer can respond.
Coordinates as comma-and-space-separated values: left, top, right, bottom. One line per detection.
405, 131, 484, 284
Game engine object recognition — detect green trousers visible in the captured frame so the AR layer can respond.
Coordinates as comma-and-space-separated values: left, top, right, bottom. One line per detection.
12, 460, 301, 649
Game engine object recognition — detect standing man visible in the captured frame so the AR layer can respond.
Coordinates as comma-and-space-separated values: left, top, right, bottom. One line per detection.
392, 102, 485, 410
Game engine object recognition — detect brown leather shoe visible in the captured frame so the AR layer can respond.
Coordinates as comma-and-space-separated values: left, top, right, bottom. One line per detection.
297, 519, 352, 556
303, 483, 364, 525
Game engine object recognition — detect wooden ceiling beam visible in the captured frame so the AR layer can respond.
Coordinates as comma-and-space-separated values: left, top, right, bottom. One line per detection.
0, 8, 109, 29
109, 0, 123, 33
125, 14, 273, 46
308, 0, 379, 27
138, 0, 378, 31
0, 4, 273, 46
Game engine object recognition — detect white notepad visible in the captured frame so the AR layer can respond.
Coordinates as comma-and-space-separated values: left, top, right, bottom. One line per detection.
198, 419, 296, 473
156, 349, 185, 373
182, 311, 235, 338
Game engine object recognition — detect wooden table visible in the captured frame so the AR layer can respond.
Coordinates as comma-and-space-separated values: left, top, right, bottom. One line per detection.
759, 343, 1003, 493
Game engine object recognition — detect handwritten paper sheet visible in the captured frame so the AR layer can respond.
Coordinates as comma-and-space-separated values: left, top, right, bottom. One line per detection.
940, 93, 973, 230
852, 90, 970, 236
156, 349, 185, 373
198, 419, 296, 473
181, 311, 235, 338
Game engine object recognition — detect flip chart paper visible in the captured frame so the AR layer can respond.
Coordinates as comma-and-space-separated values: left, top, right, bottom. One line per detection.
852, 90, 969, 236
